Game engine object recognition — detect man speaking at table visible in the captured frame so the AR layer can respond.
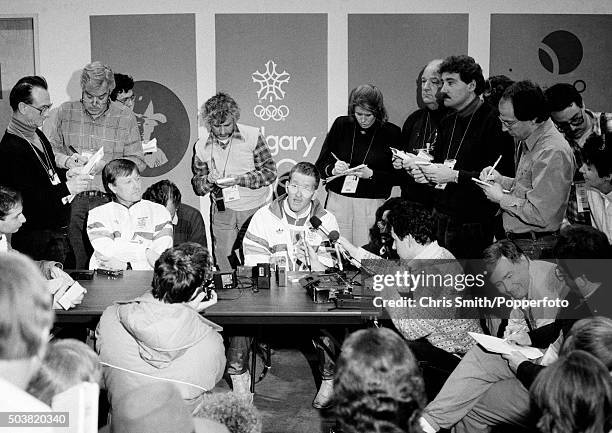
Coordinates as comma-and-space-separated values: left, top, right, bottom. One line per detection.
239, 162, 340, 407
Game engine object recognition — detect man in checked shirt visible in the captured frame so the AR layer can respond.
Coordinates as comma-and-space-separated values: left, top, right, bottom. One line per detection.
192, 92, 277, 271
43, 61, 145, 269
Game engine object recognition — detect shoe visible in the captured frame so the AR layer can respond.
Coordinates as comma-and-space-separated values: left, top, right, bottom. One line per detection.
312, 379, 334, 409
230, 371, 254, 403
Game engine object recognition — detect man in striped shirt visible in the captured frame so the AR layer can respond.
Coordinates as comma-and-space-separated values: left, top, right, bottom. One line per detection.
44, 62, 145, 269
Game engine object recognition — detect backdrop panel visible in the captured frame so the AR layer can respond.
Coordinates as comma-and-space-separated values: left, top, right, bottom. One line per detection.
90, 14, 198, 207
348, 14, 469, 127
215, 13, 327, 190
490, 14, 612, 112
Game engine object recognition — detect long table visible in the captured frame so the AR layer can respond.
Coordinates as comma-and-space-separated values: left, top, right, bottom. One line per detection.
55, 271, 381, 327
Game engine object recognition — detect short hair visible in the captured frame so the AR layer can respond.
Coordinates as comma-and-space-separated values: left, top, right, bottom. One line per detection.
80, 61, 115, 93
334, 328, 426, 433
439, 55, 485, 96
483, 240, 524, 269
151, 245, 211, 304
387, 203, 434, 246
348, 84, 388, 123
544, 83, 584, 112
561, 316, 612, 370
582, 132, 612, 178
201, 92, 240, 129
9, 76, 48, 111
26, 339, 101, 406
500, 80, 549, 123
553, 225, 610, 283
143, 180, 182, 207
102, 159, 139, 196
288, 162, 320, 189
0, 252, 53, 360
484, 75, 514, 110
110, 73, 135, 101
0, 185, 22, 219
530, 351, 612, 433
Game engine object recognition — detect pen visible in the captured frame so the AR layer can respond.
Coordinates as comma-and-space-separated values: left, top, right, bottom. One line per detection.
330, 152, 340, 161
487, 155, 502, 178
68, 145, 79, 154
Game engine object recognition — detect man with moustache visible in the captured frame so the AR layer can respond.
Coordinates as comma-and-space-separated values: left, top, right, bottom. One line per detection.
44, 62, 145, 269
545, 83, 612, 225
395, 59, 449, 209
478, 81, 574, 259
0, 76, 90, 264
406, 55, 514, 259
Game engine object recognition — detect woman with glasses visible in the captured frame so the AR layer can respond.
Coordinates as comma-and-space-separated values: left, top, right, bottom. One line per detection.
315, 84, 401, 247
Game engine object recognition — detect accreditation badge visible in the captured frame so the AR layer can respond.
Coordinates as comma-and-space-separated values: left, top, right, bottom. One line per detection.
341, 175, 359, 193
222, 185, 240, 202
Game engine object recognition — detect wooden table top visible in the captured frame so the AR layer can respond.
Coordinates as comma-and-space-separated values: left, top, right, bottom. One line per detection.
55, 271, 380, 326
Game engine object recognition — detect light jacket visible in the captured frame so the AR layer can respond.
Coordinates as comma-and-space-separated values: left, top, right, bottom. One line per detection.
96, 292, 225, 413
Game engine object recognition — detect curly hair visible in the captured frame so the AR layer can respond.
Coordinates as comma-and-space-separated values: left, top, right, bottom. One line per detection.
110, 73, 134, 101
196, 392, 262, 433
348, 84, 388, 123
0, 185, 21, 219
582, 132, 612, 179
201, 91, 240, 129
439, 55, 485, 96
333, 328, 426, 433
386, 202, 435, 246
530, 350, 612, 433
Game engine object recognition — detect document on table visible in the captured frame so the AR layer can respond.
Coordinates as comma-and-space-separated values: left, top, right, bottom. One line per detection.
468, 332, 543, 359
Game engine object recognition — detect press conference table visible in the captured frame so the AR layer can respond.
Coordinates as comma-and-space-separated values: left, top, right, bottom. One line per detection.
54, 271, 381, 327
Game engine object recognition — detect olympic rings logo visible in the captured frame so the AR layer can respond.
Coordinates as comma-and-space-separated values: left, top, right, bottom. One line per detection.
254, 104, 290, 121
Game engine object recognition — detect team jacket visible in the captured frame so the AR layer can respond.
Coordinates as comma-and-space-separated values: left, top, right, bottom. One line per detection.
87, 199, 173, 270
243, 195, 339, 270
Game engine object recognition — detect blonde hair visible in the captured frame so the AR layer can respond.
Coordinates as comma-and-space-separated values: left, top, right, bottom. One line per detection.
0, 252, 53, 360
27, 339, 101, 406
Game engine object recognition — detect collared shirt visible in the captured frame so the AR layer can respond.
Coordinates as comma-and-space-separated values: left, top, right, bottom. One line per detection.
586, 187, 612, 243
43, 100, 145, 191
191, 124, 276, 196
499, 119, 575, 233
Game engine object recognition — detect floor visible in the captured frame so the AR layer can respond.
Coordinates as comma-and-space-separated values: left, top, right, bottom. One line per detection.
212, 333, 337, 433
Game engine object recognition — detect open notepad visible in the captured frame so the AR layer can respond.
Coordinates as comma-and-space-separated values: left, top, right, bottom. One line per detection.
468, 332, 543, 359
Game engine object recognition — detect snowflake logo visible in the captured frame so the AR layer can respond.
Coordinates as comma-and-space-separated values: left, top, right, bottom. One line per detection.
252, 60, 290, 102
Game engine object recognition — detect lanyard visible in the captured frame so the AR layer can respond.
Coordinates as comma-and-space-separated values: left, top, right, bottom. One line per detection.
209, 134, 234, 177
349, 123, 377, 166
16, 130, 57, 182
446, 110, 476, 161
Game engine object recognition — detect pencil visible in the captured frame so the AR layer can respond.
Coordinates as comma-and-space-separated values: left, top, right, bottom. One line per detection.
487, 155, 502, 178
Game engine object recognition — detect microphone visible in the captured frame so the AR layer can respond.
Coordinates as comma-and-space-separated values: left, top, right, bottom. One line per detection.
295, 232, 312, 272
309, 216, 329, 237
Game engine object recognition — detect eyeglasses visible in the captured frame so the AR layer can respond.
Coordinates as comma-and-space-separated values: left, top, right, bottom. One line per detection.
553, 110, 585, 130
25, 103, 52, 115
286, 183, 315, 196
498, 116, 520, 129
117, 94, 135, 104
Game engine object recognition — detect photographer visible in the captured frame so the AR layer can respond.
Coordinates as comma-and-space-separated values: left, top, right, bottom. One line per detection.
96, 243, 225, 414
